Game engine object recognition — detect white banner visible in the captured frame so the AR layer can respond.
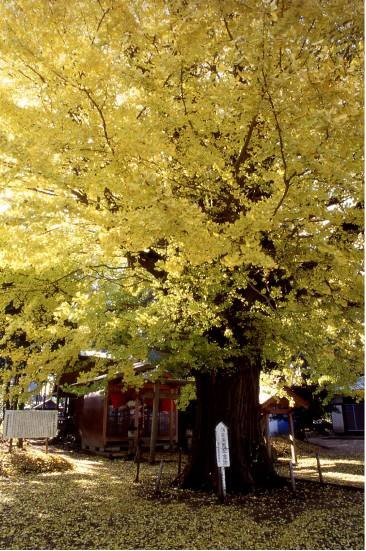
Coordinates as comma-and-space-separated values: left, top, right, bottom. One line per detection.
3, 410, 58, 439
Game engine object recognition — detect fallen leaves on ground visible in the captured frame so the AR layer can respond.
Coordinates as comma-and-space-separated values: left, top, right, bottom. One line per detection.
0, 446, 364, 550
0, 448, 73, 477
271, 436, 321, 458
272, 436, 364, 488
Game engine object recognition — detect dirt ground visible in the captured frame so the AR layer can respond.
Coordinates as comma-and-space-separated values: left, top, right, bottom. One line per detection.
307, 436, 364, 455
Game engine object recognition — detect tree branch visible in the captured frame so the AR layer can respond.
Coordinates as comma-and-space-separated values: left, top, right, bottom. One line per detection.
234, 114, 258, 180
272, 169, 309, 217
80, 87, 115, 155
26, 187, 57, 197
263, 75, 287, 176
222, 17, 234, 41
179, 65, 189, 117
296, 19, 316, 60
262, 70, 293, 217
71, 188, 89, 205
91, 5, 111, 45
247, 282, 276, 312
136, 106, 147, 120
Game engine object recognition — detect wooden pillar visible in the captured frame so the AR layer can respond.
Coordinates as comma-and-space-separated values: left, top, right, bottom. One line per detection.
169, 390, 174, 449
56, 387, 60, 411
102, 389, 109, 448
289, 460, 296, 491
288, 411, 297, 465
134, 396, 141, 450
315, 452, 324, 484
175, 397, 179, 443
149, 382, 160, 463
265, 413, 271, 459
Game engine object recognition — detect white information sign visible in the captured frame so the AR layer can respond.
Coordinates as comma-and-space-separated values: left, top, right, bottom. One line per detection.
3, 410, 58, 439
215, 422, 230, 468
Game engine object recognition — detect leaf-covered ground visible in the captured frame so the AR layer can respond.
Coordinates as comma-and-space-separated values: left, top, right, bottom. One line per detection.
272, 436, 364, 488
0, 447, 73, 477
0, 443, 364, 550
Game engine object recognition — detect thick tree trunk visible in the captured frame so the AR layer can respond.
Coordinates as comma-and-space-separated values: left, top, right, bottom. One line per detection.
181, 362, 281, 493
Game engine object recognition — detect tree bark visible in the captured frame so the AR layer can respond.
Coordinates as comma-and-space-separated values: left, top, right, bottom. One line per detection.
181, 361, 281, 493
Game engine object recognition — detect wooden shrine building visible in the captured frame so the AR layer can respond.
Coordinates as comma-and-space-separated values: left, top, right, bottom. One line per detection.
57, 357, 185, 460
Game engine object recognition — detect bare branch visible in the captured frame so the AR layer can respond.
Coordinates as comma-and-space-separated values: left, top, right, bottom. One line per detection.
179, 66, 196, 128
223, 17, 234, 41
136, 106, 147, 120
27, 187, 57, 197
248, 282, 276, 312
234, 114, 258, 180
91, 6, 111, 45
272, 169, 309, 217
296, 19, 316, 60
23, 62, 47, 84
262, 70, 293, 217
272, 180, 290, 218
49, 269, 83, 285
71, 188, 89, 205
262, 73, 287, 176
179, 65, 189, 117
88, 264, 126, 271
80, 87, 115, 155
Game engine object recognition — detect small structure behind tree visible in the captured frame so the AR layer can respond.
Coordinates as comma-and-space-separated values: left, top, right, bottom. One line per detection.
260, 387, 310, 463
331, 377, 364, 435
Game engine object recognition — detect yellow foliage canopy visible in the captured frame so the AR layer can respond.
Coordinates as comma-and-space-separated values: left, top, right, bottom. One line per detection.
0, 0, 363, 399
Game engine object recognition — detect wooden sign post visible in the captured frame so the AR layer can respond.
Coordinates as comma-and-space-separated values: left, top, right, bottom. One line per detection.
215, 422, 230, 502
288, 412, 297, 465
134, 441, 142, 483
289, 460, 296, 492
154, 460, 164, 495
149, 382, 160, 464
178, 446, 182, 476
315, 452, 324, 484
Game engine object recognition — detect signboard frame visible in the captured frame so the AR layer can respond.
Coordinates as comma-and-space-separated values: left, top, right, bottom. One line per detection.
3, 410, 58, 441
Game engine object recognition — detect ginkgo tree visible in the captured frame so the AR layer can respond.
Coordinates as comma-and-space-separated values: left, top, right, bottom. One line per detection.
0, 0, 363, 492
